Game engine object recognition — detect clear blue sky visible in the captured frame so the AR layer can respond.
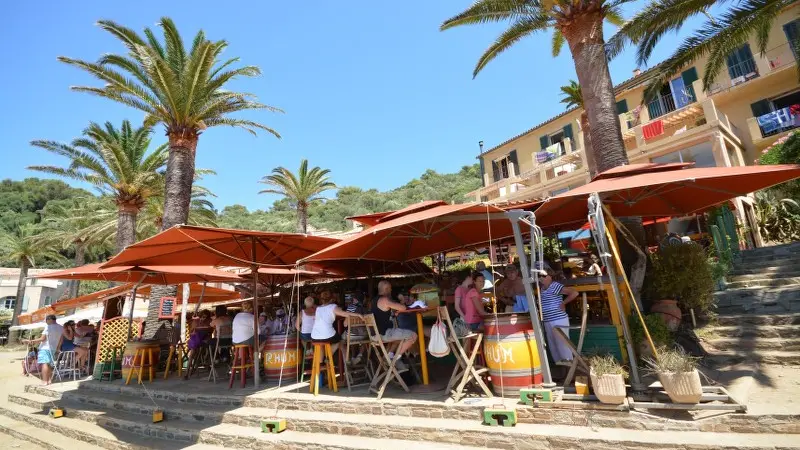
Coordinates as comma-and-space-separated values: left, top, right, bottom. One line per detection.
1, 1, 700, 210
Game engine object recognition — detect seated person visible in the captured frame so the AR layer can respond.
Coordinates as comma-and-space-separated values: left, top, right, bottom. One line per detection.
232, 303, 255, 347
210, 305, 233, 349
296, 297, 316, 342
310, 290, 362, 354
498, 264, 527, 313
396, 291, 417, 332
258, 312, 270, 344
270, 308, 289, 335
371, 280, 417, 371
475, 261, 495, 291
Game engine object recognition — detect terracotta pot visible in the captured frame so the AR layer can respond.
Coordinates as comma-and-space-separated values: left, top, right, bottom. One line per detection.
659, 369, 703, 404
590, 369, 627, 405
651, 299, 682, 331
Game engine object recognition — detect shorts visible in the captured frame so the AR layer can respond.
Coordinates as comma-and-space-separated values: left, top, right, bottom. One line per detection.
234, 336, 255, 347
215, 338, 233, 348
300, 333, 312, 342
468, 322, 482, 331
37, 350, 54, 366
312, 334, 341, 344
383, 328, 417, 342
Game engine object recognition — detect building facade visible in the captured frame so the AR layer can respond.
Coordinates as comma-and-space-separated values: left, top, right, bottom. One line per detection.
469, 6, 799, 210
0, 268, 67, 315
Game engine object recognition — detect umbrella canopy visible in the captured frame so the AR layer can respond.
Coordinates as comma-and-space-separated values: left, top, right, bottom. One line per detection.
301, 202, 518, 265
304, 259, 433, 278
534, 163, 800, 229
32, 263, 242, 284
239, 267, 329, 286
101, 225, 339, 268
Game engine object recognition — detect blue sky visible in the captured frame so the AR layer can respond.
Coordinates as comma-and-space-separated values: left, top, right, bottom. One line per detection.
1, 1, 700, 210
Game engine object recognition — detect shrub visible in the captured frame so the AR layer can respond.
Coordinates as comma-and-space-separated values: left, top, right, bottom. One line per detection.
646, 243, 715, 315
630, 313, 673, 349
758, 131, 800, 199
754, 191, 800, 244
588, 354, 628, 378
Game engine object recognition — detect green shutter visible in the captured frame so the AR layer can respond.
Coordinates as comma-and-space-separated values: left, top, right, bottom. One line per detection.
540, 135, 550, 150
508, 150, 519, 170
562, 124, 573, 140
615, 99, 629, 115
479, 158, 486, 187
491, 160, 500, 181
750, 99, 773, 118
681, 67, 699, 102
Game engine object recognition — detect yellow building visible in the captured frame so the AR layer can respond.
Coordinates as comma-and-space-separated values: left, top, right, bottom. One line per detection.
469, 6, 799, 211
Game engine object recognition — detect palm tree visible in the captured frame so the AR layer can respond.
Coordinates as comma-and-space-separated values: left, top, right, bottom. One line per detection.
59, 17, 282, 231
441, 0, 630, 174
559, 80, 597, 177
259, 160, 336, 234
0, 225, 66, 325
29, 121, 168, 253
607, 0, 794, 102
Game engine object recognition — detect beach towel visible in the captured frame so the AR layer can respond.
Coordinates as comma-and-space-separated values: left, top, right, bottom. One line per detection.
546, 142, 562, 158
642, 120, 664, 140
535, 151, 551, 164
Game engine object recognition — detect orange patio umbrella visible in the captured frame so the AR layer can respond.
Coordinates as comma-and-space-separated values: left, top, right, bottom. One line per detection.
301, 202, 519, 264
238, 267, 328, 286
534, 163, 800, 229
33, 263, 243, 285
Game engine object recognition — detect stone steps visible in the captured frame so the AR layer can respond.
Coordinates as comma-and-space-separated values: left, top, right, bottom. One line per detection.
714, 287, 800, 314
728, 267, 800, 278
737, 242, 800, 258
707, 350, 800, 365
731, 258, 800, 271
0, 414, 106, 450
725, 276, 800, 289
705, 337, 800, 351
714, 313, 800, 327
703, 324, 800, 339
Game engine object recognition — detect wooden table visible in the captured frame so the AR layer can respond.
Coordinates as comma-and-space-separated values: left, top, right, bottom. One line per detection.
396, 307, 435, 385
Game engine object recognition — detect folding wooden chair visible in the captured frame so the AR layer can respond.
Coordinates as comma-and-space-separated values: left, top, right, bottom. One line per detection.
563, 293, 590, 387
363, 314, 409, 400
554, 328, 590, 380
438, 307, 492, 401
343, 316, 374, 390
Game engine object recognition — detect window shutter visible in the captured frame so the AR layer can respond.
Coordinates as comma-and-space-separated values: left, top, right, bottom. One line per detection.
491, 160, 500, 182
681, 67, 699, 102
615, 99, 629, 115
508, 150, 519, 175
478, 158, 486, 187
539, 135, 550, 150
562, 124, 574, 141
784, 20, 800, 60
750, 99, 773, 118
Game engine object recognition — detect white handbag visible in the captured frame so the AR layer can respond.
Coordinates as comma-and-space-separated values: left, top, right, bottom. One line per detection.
428, 311, 450, 358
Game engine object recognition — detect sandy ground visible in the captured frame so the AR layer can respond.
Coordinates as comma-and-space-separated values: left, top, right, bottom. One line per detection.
745, 364, 800, 415
0, 433, 45, 449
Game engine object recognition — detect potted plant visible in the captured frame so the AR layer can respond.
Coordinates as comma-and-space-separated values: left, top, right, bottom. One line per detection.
645, 348, 703, 404
588, 354, 628, 405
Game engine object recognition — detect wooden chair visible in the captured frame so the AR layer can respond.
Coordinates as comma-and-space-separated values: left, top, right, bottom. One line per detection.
207, 337, 233, 383
363, 314, 409, 400
343, 316, 373, 390
438, 306, 492, 401
98, 346, 122, 382
563, 293, 590, 387
229, 344, 253, 388
309, 342, 338, 396
125, 346, 156, 385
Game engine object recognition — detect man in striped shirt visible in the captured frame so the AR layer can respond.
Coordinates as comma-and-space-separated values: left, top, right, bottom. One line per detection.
538, 268, 579, 366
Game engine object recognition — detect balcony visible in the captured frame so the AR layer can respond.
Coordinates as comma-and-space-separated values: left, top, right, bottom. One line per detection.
747, 106, 800, 147
709, 42, 797, 95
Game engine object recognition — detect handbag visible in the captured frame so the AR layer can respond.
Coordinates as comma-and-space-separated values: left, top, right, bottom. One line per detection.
427, 310, 450, 358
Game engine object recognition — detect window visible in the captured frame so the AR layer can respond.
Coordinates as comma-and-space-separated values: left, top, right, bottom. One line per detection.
647, 84, 677, 119
491, 150, 518, 181
726, 44, 758, 84
785, 19, 799, 60
0, 296, 14, 310
44, 295, 53, 306
751, 92, 800, 137
548, 130, 566, 156
651, 142, 717, 168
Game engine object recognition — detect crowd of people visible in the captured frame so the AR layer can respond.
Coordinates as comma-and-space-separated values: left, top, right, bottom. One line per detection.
21, 315, 98, 385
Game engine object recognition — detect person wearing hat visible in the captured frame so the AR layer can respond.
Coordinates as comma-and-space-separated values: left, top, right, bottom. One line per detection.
22, 314, 63, 385
270, 308, 289, 336
258, 312, 270, 343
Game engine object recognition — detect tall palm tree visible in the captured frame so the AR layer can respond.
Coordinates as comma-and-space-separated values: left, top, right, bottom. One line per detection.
607, 0, 794, 102
59, 17, 282, 231
29, 121, 168, 253
559, 80, 597, 177
259, 160, 336, 234
0, 225, 66, 325
441, 0, 630, 173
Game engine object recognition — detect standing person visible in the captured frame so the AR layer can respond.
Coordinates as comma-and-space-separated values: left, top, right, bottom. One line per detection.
258, 312, 270, 343
583, 254, 602, 276
499, 265, 528, 313
22, 315, 63, 385
461, 273, 488, 331
232, 303, 255, 347
538, 268, 579, 366
454, 273, 474, 321
270, 309, 289, 336
311, 289, 362, 354
371, 280, 417, 371
296, 297, 316, 342
475, 261, 494, 290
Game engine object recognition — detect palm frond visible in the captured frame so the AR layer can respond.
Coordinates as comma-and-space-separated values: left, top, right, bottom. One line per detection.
440, 0, 535, 30
473, 15, 551, 77
551, 29, 565, 57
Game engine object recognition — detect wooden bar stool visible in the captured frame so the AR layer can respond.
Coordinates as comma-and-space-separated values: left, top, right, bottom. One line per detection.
229, 344, 253, 388
163, 342, 186, 379
125, 346, 156, 385
309, 342, 338, 396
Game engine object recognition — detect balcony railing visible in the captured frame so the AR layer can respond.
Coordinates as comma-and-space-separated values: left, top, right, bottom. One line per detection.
647, 93, 677, 120
754, 106, 800, 138
727, 58, 759, 85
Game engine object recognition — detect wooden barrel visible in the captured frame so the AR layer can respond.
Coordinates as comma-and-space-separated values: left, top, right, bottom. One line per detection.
262, 334, 301, 383
120, 341, 160, 381
482, 313, 542, 396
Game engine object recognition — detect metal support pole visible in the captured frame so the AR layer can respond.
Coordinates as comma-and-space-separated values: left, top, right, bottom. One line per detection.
505, 209, 554, 387
126, 273, 148, 340
252, 238, 261, 388
181, 283, 190, 343
587, 194, 643, 390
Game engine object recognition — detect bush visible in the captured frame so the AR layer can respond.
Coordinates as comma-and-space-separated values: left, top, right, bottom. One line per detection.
758, 131, 800, 199
646, 243, 715, 315
754, 191, 800, 244
630, 313, 673, 349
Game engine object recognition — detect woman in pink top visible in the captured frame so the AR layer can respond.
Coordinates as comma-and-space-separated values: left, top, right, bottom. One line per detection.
455, 272, 487, 331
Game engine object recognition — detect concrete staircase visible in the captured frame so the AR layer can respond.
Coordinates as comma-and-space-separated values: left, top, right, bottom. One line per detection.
2, 380, 799, 450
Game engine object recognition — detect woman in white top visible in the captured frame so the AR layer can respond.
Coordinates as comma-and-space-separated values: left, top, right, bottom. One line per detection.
295, 296, 317, 342
310, 290, 361, 353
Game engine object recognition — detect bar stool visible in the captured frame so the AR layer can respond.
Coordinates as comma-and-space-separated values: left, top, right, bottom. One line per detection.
229, 344, 253, 388
164, 342, 186, 379
125, 346, 156, 385
99, 347, 122, 382
310, 342, 338, 396
299, 340, 314, 383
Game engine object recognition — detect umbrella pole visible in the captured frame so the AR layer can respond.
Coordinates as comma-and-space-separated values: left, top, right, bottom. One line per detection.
126, 273, 148, 340
181, 284, 190, 344
506, 209, 554, 387
588, 194, 643, 390
193, 282, 207, 315
252, 238, 261, 388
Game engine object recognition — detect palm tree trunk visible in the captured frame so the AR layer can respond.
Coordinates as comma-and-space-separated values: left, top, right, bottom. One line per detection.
116, 205, 138, 254
162, 134, 198, 231
298, 203, 308, 234
70, 240, 86, 298
11, 258, 31, 326
562, 12, 628, 173
580, 111, 598, 178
